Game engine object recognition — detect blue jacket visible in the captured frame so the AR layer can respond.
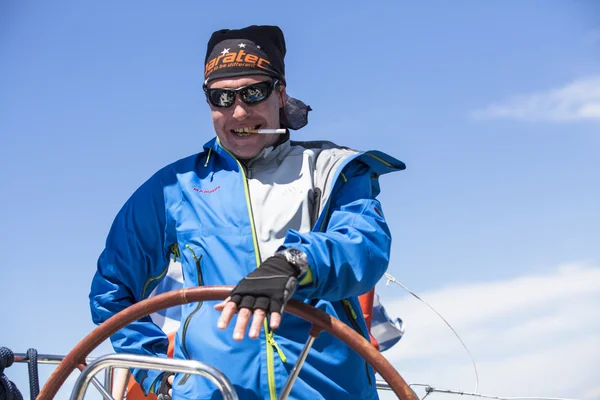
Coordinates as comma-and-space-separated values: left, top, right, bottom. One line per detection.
90, 138, 405, 400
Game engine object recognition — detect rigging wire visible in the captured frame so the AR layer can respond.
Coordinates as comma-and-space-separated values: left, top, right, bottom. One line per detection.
384, 273, 583, 400
384, 272, 480, 398
409, 384, 583, 400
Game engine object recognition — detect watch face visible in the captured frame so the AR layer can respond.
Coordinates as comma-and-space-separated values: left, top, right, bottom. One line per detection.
287, 248, 303, 258
284, 248, 308, 273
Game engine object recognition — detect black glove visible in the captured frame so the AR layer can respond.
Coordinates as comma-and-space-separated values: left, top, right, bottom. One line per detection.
156, 372, 173, 400
230, 254, 301, 314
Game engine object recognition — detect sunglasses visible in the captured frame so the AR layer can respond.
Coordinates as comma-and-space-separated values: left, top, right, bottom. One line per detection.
204, 79, 280, 108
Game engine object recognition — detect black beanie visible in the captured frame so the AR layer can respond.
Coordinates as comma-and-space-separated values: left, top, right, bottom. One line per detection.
204, 25, 286, 85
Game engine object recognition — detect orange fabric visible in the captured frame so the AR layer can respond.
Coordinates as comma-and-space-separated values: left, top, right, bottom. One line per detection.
358, 289, 380, 351
125, 332, 176, 400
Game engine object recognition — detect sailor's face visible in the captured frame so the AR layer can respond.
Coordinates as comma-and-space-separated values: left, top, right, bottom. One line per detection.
208, 75, 284, 160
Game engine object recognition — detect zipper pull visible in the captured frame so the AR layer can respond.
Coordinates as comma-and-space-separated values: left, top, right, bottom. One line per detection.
185, 244, 199, 262
343, 299, 358, 319
267, 331, 287, 363
170, 243, 181, 262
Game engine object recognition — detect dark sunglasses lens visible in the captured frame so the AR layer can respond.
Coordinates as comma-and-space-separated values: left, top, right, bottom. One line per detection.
209, 89, 235, 107
240, 82, 271, 104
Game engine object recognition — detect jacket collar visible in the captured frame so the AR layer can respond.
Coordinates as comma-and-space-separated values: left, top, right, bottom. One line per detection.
204, 136, 291, 169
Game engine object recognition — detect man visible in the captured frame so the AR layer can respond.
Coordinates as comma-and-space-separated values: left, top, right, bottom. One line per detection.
90, 25, 405, 400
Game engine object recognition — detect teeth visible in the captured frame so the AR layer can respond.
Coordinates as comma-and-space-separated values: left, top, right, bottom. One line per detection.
233, 125, 259, 134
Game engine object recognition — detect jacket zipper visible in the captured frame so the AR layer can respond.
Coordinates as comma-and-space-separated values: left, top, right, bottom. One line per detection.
342, 299, 373, 386
310, 188, 322, 228
179, 245, 204, 386
224, 149, 281, 400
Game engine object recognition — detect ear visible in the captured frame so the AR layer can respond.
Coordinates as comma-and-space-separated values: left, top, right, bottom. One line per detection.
278, 86, 287, 108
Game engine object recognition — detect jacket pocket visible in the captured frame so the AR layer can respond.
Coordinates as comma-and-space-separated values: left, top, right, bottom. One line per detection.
179, 244, 204, 386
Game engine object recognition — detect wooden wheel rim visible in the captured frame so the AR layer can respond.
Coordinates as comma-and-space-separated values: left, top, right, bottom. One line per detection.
38, 286, 416, 399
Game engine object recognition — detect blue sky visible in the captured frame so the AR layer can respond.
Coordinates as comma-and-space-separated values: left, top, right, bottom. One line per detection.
1, 1, 599, 399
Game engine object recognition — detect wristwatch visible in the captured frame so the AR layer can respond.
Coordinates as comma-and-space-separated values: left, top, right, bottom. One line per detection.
276, 248, 309, 276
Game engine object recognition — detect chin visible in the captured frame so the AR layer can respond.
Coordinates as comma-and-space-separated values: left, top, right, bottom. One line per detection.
229, 139, 266, 157
234, 149, 261, 160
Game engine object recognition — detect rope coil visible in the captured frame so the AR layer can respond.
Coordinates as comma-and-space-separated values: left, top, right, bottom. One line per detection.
27, 348, 40, 399
0, 347, 23, 400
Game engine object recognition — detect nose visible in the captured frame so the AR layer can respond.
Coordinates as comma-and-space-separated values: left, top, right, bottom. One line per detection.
231, 99, 250, 120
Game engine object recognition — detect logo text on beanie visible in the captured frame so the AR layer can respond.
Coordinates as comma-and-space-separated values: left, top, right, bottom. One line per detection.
205, 49, 272, 77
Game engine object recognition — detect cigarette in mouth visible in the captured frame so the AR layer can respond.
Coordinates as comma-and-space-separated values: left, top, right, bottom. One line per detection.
249, 129, 288, 134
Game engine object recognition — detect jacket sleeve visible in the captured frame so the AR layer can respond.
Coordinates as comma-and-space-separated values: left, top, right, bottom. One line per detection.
280, 161, 392, 301
89, 172, 172, 394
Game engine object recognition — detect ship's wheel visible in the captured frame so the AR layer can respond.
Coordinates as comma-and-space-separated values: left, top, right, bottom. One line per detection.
37, 286, 417, 399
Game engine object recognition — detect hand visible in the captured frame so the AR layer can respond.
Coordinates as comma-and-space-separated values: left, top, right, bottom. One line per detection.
156, 373, 174, 400
214, 254, 300, 341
